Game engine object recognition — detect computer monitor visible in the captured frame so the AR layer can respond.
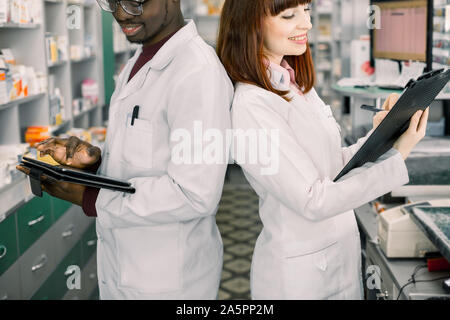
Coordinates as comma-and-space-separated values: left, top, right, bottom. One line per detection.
370, 0, 433, 71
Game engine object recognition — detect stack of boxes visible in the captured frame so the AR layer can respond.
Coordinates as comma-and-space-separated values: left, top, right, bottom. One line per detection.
433, 0, 450, 94
0, 49, 47, 105
45, 34, 69, 66
0, 0, 42, 25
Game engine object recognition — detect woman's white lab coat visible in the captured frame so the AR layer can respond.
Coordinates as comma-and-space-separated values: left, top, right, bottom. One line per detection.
93, 20, 234, 299
231, 66, 409, 300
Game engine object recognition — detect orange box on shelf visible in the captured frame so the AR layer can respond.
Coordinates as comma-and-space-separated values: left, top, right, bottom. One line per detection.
25, 126, 51, 148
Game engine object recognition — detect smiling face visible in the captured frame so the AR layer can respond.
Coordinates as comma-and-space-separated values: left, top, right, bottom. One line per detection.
113, 0, 183, 46
263, 3, 313, 64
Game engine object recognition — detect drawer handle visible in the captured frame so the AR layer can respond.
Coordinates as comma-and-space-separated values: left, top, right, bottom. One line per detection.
28, 215, 45, 227
31, 255, 48, 272
0, 245, 6, 259
62, 224, 75, 238
87, 240, 97, 247
0, 293, 7, 300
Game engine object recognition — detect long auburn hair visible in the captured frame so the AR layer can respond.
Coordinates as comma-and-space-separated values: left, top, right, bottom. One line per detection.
217, 0, 315, 101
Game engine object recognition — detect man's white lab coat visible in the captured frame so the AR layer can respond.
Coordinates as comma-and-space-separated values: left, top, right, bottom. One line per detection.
94, 20, 233, 299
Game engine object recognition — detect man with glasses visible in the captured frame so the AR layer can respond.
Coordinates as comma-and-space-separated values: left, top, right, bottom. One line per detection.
30, 0, 233, 300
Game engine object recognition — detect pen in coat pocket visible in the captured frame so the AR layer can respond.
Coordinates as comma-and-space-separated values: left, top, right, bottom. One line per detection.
131, 105, 140, 126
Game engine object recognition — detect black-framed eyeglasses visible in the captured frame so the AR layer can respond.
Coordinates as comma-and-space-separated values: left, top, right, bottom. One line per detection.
96, 0, 149, 16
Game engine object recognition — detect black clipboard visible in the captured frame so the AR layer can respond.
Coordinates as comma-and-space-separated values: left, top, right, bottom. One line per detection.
20, 156, 136, 197
335, 68, 450, 182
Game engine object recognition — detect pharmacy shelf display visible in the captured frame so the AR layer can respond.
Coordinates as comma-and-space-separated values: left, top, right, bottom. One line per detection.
0, 0, 105, 148
433, 0, 450, 97
0, 0, 104, 300
310, 0, 334, 103
0, 0, 105, 209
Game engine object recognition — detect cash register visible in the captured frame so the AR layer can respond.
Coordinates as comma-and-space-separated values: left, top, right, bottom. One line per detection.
378, 198, 450, 258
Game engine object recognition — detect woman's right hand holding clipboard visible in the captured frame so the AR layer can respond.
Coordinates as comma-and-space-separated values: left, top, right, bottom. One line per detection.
393, 107, 430, 160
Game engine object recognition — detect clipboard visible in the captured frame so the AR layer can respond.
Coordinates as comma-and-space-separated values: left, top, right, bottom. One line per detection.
20, 156, 136, 197
335, 68, 450, 182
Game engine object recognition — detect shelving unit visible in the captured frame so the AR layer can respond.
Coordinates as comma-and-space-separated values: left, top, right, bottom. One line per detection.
310, 0, 333, 104
310, 0, 372, 110
0, 0, 104, 300
433, 0, 450, 97
0, 0, 105, 145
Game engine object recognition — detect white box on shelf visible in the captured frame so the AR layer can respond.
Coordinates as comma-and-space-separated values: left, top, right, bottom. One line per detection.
0, 82, 7, 105
10, 0, 20, 24
350, 39, 370, 78
0, 0, 8, 24
19, 0, 30, 24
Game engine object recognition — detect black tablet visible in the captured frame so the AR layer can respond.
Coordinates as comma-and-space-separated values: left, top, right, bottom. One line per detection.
20, 157, 135, 196
335, 69, 450, 182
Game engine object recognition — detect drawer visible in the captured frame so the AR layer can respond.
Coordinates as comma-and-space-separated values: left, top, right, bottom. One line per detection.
81, 222, 97, 267
20, 230, 57, 299
53, 207, 84, 265
0, 213, 19, 276
366, 242, 397, 300
52, 198, 73, 222
0, 261, 22, 300
17, 194, 54, 254
89, 286, 100, 300
54, 241, 83, 300
63, 253, 97, 300
81, 254, 98, 300
74, 206, 94, 235
32, 241, 82, 300
63, 285, 82, 300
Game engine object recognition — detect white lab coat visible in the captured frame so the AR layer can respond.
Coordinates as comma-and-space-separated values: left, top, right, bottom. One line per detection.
94, 20, 233, 299
231, 66, 410, 300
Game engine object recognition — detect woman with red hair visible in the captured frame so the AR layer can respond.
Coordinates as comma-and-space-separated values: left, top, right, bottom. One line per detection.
217, 0, 428, 299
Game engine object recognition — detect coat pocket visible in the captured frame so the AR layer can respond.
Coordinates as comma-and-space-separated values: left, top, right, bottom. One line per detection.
113, 224, 181, 294
281, 238, 342, 299
283, 237, 338, 258
122, 118, 154, 168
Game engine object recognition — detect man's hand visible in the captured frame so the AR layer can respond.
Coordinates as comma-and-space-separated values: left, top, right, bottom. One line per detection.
373, 93, 400, 131
36, 136, 101, 171
16, 165, 85, 206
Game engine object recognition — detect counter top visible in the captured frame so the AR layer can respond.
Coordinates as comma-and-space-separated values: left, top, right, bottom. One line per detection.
355, 203, 450, 299
333, 84, 450, 100
0, 173, 33, 221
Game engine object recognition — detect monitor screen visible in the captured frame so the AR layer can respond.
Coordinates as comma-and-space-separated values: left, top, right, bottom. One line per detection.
372, 0, 430, 62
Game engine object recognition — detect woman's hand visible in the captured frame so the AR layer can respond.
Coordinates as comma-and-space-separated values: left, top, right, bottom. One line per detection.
36, 136, 101, 171
16, 165, 85, 206
393, 108, 429, 160
372, 93, 400, 131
